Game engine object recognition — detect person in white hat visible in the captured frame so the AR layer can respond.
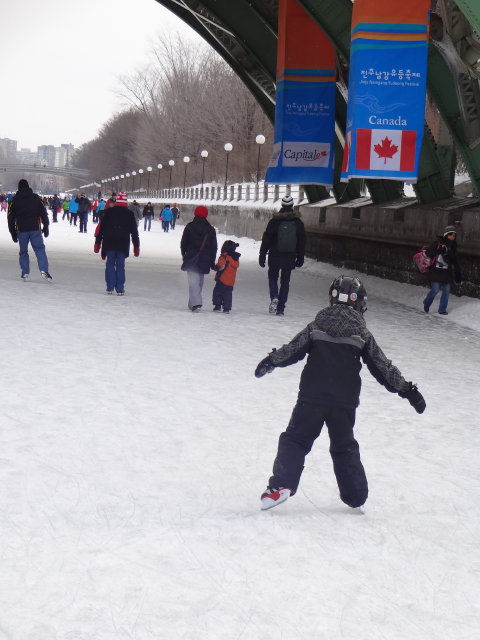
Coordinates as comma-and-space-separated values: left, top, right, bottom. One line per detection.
423, 225, 462, 315
258, 195, 305, 316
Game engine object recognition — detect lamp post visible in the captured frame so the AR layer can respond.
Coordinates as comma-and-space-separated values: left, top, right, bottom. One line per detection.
200, 149, 208, 189
146, 166, 152, 197
132, 171, 137, 193
224, 142, 233, 187
111, 177, 115, 193
126, 173, 130, 193
255, 134, 266, 183
182, 156, 190, 189
156, 163, 163, 192
138, 169, 144, 195
120, 174, 125, 191
116, 176, 120, 192
168, 160, 175, 190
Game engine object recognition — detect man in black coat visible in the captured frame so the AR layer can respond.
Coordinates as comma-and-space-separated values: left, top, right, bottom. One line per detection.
75, 193, 91, 233
180, 205, 217, 312
259, 195, 306, 316
94, 192, 139, 295
8, 179, 52, 282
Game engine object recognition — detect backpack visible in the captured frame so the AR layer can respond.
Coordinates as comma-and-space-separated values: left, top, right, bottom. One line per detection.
413, 245, 436, 273
276, 220, 297, 252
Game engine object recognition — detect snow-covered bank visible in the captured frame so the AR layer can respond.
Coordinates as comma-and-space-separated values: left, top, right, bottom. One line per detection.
0, 212, 479, 639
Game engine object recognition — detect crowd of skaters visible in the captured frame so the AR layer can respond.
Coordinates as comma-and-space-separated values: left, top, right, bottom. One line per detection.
5, 179, 430, 516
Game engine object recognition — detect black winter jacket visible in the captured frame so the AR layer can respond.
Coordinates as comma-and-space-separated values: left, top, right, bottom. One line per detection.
180, 217, 217, 274
268, 304, 409, 408
425, 236, 462, 284
259, 211, 306, 269
8, 187, 49, 238
94, 205, 139, 257
76, 196, 91, 215
143, 205, 154, 217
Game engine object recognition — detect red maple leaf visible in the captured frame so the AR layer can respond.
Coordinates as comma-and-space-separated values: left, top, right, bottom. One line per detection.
320, 151, 327, 157
374, 136, 398, 164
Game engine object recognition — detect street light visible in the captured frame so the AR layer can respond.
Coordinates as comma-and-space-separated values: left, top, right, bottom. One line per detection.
146, 166, 152, 197
120, 174, 125, 191
132, 170, 137, 193
116, 176, 120, 192
224, 142, 233, 187
200, 149, 208, 189
157, 163, 163, 191
183, 156, 190, 188
168, 160, 175, 189
255, 134, 266, 184
126, 172, 130, 192
138, 169, 144, 193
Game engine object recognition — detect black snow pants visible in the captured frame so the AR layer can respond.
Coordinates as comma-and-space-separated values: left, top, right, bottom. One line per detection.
269, 400, 368, 508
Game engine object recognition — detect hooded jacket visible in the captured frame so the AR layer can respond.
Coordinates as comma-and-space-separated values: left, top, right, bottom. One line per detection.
268, 303, 409, 408
8, 186, 49, 238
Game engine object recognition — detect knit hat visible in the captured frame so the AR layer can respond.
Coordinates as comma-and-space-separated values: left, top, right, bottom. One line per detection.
194, 205, 208, 217
18, 179, 29, 190
443, 225, 457, 236
116, 192, 128, 207
281, 195, 294, 209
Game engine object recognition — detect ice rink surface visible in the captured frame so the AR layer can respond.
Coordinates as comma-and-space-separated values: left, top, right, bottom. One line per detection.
1, 211, 479, 639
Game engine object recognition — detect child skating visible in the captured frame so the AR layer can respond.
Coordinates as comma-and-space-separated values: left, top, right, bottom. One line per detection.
255, 275, 426, 512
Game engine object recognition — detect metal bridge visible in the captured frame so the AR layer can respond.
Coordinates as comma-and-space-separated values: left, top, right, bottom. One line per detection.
0, 163, 89, 183
155, 0, 480, 205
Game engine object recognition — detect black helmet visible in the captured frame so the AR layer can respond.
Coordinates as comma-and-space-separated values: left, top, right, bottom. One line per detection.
329, 275, 367, 313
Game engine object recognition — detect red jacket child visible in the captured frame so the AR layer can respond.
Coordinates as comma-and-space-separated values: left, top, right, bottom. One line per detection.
212, 240, 240, 313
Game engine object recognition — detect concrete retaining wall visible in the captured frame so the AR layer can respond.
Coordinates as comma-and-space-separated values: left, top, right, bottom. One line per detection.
179, 197, 480, 298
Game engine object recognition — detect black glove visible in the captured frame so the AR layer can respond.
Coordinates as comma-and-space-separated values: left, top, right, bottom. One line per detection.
43, 226, 49, 238
295, 257, 304, 268
11, 233, 18, 243
399, 383, 426, 414
255, 356, 275, 378
259, 256, 266, 268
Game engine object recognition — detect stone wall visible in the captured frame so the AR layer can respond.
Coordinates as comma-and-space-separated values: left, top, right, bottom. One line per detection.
179, 197, 480, 298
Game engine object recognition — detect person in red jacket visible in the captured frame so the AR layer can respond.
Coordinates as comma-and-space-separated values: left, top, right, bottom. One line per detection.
212, 240, 240, 313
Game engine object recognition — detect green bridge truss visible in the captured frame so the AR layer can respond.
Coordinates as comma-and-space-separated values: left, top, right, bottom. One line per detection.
155, 0, 480, 205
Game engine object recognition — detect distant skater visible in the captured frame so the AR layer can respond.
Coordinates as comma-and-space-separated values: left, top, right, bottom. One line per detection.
8, 179, 52, 282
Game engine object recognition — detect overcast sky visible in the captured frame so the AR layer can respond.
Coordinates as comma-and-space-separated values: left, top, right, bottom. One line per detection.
1, 0, 201, 150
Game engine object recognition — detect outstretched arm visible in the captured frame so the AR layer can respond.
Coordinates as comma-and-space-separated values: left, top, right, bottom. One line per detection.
254, 324, 313, 377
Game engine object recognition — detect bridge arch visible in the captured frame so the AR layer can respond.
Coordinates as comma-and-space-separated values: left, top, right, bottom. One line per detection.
155, 0, 480, 204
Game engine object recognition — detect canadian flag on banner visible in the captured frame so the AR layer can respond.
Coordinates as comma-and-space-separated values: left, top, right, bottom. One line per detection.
355, 128, 416, 172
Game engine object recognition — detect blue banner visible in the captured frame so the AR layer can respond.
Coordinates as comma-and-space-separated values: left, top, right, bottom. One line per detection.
265, 0, 336, 187
341, 13, 430, 183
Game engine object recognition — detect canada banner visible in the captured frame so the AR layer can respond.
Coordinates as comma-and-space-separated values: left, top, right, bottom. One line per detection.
265, 0, 336, 186
341, 0, 430, 183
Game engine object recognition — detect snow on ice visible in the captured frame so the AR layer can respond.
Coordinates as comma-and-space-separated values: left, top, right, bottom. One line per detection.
1, 211, 479, 639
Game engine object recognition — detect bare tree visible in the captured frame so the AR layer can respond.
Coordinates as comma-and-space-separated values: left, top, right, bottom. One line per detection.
81, 31, 273, 186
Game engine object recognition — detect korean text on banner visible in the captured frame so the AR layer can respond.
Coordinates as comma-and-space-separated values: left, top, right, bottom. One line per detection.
265, 0, 336, 187
341, 0, 430, 184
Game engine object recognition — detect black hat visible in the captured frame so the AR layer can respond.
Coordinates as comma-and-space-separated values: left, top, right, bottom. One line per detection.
18, 179, 29, 190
